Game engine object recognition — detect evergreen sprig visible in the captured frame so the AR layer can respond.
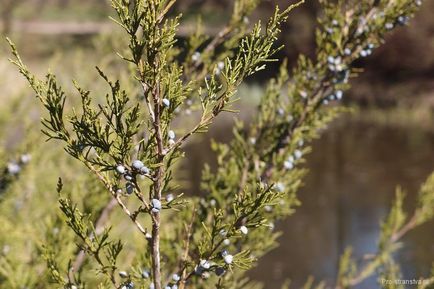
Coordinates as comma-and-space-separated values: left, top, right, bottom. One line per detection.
5, 0, 433, 289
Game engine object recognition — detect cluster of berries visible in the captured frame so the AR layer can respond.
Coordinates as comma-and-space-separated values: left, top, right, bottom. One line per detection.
323, 90, 344, 105
194, 258, 226, 279
283, 149, 303, 170
167, 130, 176, 146
115, 160, 150, 195
118, 271, 134, 289
326, 55, 350, 86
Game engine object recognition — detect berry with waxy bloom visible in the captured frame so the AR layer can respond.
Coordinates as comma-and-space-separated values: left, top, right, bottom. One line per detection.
397, 15, 408, 25
223, 254, 233, 265
141, 269, 150, 279
132, 160, 144, 170
20, 154, 31, 164
172, 273, 180, 282
284, 160, 294, 170
162, 98, 170, 107
140, 166, 150, 175
166, 193, 174, 202
7, 162, 20, 175
360, 50, 369, 57
217, 61, 225, 70
191, 52, 201, 62
151, 199, 162, 213
116, 165, 126, 174
275, 182, 285, 192
200, 259, 211, 269
239, 225, 248, 235
121, 282, 134, 289
215, 267, 226, 276
126, 183, 134, 195
119, 271, 128, 278
294, 149, 303, 159
215, 61, 225, 75
194, 265, 204, 275
325, 26, 333, 34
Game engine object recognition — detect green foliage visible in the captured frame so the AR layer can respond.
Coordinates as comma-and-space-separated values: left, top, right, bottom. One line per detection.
2, 0, 433, 289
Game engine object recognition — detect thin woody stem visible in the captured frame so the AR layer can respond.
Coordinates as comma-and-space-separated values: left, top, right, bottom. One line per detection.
157, 0, 176, 23
85, 161, 148, 236
141, 80, 156, 122
390, 213, 419, 243
149, 78, 165, 289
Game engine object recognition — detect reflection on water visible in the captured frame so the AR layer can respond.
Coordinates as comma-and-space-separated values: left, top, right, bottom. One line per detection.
184, 115, 434, 289
250, 118, 434, 289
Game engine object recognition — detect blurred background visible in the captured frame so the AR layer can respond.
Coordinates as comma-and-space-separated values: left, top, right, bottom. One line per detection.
1, 0, 433, 288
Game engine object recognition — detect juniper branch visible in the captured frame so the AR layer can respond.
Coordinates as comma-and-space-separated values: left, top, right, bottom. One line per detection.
70, 197, 118, 280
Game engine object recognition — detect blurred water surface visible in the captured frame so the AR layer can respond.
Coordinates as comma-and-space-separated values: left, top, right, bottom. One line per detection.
185, 115, 434, 289
251, 119, 434, 289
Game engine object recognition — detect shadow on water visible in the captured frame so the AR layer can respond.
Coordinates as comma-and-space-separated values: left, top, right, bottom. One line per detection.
184, 114, 434, 289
